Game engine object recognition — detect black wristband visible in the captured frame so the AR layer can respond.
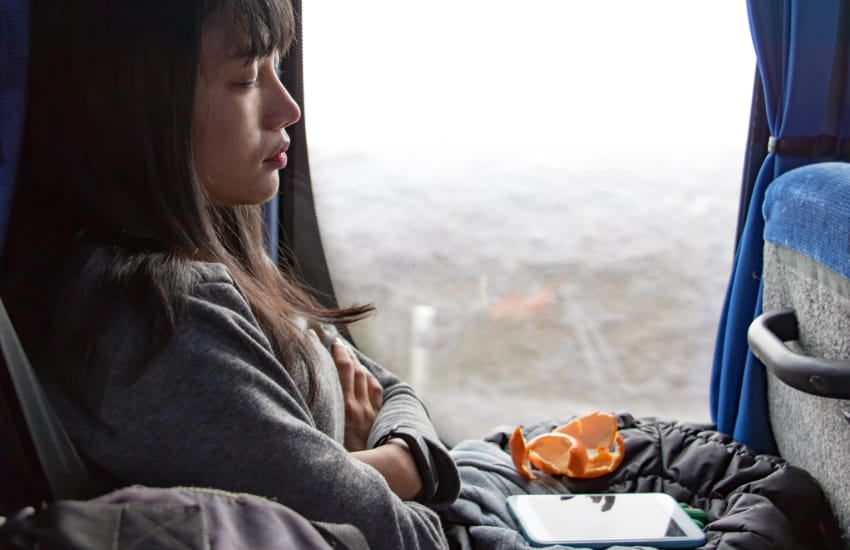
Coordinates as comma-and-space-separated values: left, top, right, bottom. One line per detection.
375, 426, 439, 505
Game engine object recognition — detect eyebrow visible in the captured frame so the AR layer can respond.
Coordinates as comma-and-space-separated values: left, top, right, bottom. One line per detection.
222, 47, 281, 67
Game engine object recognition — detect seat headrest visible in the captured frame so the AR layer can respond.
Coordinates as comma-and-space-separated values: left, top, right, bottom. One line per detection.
764, 162, 850, 279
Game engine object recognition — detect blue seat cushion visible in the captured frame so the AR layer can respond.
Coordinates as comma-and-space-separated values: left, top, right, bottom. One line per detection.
764, 162, 850, 279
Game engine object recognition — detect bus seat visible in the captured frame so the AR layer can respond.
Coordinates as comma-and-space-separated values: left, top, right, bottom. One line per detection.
0, 297, 102, 514
748, 161, 850, 543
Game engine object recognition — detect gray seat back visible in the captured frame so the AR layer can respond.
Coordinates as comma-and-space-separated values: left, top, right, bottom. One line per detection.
758, 161, 850, 541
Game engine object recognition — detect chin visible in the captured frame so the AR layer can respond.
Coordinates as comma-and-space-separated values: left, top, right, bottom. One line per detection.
256, 190, 279, 205
256, 179, 281, 204
210, 183, 280, 207
237, 176, 281, 206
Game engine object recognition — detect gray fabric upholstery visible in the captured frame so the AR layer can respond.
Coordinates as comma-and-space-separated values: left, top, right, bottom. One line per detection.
762, 241, 850, 541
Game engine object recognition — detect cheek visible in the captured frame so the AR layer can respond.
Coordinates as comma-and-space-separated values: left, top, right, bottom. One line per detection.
193, 98, 245, 173
206, 104, 258, 159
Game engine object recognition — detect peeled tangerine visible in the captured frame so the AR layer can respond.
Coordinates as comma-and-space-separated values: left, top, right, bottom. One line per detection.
509, 411, 625, 480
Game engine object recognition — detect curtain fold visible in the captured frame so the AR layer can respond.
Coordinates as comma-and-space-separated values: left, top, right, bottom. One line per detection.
262, 195, 280, 262
710, 0, 845, 454
0, 0, 30, 257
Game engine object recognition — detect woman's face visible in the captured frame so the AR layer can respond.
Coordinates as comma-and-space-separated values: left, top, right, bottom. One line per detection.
193, 15, 301, 206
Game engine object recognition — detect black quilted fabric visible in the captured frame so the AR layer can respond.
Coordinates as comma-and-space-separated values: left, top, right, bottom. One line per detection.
441, 413, 843, 550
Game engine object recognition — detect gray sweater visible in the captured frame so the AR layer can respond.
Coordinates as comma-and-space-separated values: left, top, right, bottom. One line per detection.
45, 253, 451, 549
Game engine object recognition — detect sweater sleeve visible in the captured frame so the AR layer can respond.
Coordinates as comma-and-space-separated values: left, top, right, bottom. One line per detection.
83, 273, 449, 550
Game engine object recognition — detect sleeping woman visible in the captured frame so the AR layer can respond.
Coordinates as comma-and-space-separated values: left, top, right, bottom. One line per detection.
2, 0, 454, 547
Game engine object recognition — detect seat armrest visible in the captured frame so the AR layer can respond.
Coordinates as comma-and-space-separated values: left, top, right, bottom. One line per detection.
748, 309, 850, 399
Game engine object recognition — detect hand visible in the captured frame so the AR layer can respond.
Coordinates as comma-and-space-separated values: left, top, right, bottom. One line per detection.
327, 335, 383, 452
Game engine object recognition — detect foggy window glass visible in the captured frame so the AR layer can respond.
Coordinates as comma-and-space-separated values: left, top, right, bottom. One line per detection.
302, 1, 755, 443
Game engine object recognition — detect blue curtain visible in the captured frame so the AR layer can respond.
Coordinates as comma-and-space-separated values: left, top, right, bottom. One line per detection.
710, 0, 846, 454
262, 194, 280, 263
0, 0, 30, 257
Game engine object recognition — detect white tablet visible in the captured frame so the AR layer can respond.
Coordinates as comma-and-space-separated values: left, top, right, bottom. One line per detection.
506, 493, 707, 548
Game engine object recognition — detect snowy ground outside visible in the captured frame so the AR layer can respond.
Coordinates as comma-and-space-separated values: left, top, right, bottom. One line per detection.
302, 2, 755, 444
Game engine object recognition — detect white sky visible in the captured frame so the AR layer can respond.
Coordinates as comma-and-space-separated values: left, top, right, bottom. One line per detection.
302, 1, 756, 148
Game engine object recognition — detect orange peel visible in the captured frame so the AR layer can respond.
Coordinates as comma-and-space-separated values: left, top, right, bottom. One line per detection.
509, 426, 538, 480
509, 411, 625, 480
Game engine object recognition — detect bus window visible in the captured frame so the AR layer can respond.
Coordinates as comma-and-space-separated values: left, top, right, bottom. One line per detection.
303, 1, 755, 443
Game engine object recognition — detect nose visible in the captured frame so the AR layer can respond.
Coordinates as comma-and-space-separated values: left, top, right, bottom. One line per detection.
265, 78, 301, 130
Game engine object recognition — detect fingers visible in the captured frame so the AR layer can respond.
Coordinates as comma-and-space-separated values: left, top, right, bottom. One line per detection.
332, 338, 381, 406
327, 335, 384, 414
368, 368, 383, 410
346, 346, 383, 409
332, 337, 355, 395
329, 338, 383, 451
331, 339, 364, 401
353, 348, 370, 405
348, 346, 383, 410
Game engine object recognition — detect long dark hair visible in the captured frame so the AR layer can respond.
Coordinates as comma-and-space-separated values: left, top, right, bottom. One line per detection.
1, 0, 371, 407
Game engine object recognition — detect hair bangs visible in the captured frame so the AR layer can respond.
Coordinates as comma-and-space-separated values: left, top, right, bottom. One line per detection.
211, 0, 296, 60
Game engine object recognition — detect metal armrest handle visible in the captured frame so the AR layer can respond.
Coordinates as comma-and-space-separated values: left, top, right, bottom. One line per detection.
748, 308, 850, 399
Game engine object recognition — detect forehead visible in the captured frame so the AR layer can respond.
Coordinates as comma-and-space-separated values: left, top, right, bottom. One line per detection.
199, 7, 285, 67
199, 12, 249, 65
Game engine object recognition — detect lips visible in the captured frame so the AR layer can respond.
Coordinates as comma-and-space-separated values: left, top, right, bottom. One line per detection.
264, 143, 290, 169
